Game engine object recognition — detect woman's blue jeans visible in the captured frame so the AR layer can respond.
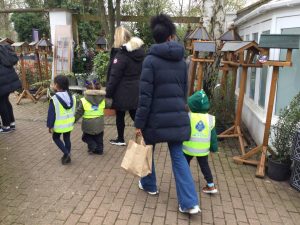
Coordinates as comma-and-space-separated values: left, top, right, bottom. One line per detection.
140, 141, 199, 210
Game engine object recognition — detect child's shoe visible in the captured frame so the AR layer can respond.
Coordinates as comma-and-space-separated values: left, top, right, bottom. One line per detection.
10, 122, 16, 130
202, 185, 218, 194
179, 205, 201, 214
0, 126, 13, 134
92, 150, 103, 155
61, 154, 71, 165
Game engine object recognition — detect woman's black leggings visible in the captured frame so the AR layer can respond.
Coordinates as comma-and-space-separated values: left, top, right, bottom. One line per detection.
116, 110, 136, 140
0, 94, 15, 127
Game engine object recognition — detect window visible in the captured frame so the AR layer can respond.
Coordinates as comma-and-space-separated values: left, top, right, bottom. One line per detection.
275, 27, 300, 115
249, 33, 259, 99
245, 35, 250, 41
259, 30, 270, 108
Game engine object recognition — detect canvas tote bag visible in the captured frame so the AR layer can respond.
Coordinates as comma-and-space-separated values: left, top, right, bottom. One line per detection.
121, 136, 153, 177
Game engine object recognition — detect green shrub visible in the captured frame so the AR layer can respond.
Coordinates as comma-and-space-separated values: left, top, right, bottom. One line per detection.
93, 52, 109, 86
271, 92, 300, 162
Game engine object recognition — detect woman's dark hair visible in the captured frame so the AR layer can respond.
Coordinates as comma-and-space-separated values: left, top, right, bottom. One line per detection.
54, 75, 69, 91
150, 14, 176, 43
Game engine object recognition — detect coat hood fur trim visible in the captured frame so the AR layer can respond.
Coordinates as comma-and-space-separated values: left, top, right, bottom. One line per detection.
84, 89, 106, 96
123, 37, 144, 52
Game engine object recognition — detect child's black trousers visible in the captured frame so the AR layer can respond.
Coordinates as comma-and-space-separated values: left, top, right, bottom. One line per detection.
184, 154, 214, 184
82, 132, 104, 153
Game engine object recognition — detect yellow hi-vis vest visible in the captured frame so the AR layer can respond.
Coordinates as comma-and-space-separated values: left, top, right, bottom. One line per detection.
80, 98, 105, 119
183, 113, 215, 157
52, 95, 76, 133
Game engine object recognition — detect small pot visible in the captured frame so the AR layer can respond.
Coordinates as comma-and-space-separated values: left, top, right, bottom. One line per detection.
104, 109, 116, 116
267, 155, 291, 181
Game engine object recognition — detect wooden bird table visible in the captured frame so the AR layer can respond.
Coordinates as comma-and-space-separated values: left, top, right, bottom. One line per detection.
233, 34, 300, 177
218, 41, 262, 155
11, 42, 37, 105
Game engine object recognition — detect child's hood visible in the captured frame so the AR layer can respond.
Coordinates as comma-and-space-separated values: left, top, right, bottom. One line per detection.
83, 89, 106, 106
188, 90, 210, 113
55, 91, 73, 109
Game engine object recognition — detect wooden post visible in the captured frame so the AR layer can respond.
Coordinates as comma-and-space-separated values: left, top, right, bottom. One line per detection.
221, 68, 228, 95
34, 51, 44, 97
188, 53, 197, 96
196, 62, 203, 90
286, 49, 292, 62
20, 54, 27, 89
235, 66, 247, 130
256, 66, 279, 177
45, 53, 49, 80
230, 67, 238, 98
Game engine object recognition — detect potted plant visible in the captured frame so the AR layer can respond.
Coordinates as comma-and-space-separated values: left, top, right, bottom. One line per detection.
269, 92, 300, 181
75, 73, 88, 87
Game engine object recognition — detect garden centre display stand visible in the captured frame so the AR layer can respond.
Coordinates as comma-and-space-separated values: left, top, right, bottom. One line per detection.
233, 34, 300, 177
218, 41, 261, 155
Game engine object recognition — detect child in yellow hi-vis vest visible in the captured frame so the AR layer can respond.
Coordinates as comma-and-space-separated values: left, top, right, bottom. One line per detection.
47, 75, 76, 165
183, 90, 218, 194
75, 80, 106, 155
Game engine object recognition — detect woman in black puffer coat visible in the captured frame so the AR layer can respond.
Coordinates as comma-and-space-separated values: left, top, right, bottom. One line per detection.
0, 45, 21, 133
106, 26, 145, 145
134, 14, 200, 214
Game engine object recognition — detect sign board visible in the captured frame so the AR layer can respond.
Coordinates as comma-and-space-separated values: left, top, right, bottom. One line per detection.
53, 25, 73, 78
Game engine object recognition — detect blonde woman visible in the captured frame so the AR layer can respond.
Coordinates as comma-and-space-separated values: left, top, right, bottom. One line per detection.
106, 26, 145, 146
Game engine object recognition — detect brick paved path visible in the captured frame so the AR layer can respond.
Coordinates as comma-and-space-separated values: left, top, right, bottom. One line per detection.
0, 96, 300, 225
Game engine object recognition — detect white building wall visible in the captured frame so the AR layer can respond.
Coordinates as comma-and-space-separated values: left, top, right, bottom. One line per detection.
49, 10, 73, 45
235, 2, 300, 145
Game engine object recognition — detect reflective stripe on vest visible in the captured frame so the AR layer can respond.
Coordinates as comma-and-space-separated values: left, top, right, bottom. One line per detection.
183, 113, 215, 157
80, 98, 105, 119
52, 95, 76, 133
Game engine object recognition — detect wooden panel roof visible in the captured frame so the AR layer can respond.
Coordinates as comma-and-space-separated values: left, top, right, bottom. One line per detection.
259, 34, 300, 49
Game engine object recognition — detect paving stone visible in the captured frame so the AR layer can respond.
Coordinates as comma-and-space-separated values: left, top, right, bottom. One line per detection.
128, 214, 141, 225
141, 208, 155, 223
64, 214, 81, 225
118, 205, 132, 220
102, 211, 118, 224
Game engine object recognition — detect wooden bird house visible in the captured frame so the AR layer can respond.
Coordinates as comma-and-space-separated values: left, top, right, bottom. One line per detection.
188, 40, 217, 95
0, 37, 14, 45
37, 35, 52, 54
96, 34, 107, 52
11, 42, 29, 55
29, 41, 38, 53
218, 24, 243, 42
186, 19, 212, 52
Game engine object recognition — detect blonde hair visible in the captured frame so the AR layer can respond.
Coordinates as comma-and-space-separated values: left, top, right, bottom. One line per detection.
113, 26, 132, 48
